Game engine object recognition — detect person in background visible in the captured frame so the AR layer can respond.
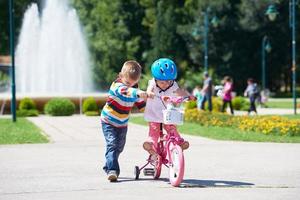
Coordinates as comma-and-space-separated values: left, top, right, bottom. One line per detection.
193, 85, 203, 110
200, 72, 213, 111
221, 76, 234, 115
244, 78, 258, 115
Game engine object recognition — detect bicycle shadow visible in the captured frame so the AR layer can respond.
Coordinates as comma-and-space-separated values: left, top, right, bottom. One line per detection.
112, 177, 254, 188
179, 179, 255, 188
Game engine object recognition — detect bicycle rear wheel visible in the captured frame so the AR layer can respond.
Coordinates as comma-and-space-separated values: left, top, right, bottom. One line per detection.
168, 143, 184, 187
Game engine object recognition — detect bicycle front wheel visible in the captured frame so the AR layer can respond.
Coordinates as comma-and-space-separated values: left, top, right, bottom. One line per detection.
168, 143, 184, 187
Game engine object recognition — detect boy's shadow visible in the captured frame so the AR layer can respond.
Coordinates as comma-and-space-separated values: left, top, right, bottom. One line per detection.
180, 179, 255, 188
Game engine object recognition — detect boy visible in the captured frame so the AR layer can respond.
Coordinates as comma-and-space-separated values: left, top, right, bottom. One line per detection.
101, 60, 147, 182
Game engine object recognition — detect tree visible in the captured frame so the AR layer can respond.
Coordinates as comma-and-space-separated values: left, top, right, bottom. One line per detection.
72, 0, 146, 89
140, 0, 189, 79
0, 0, 39, 55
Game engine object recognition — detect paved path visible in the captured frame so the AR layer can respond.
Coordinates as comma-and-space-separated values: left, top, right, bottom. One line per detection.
0, 115, 299, 200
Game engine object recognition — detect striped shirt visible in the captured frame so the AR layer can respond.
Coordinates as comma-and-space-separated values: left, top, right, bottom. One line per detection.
101, 79, 146, 127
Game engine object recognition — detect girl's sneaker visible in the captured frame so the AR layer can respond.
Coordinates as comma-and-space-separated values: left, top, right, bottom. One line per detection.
143, 141, 156, 155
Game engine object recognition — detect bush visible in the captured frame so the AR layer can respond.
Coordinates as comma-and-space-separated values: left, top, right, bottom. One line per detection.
17, 98, 39, 117
83, 97, 98, 113
19, 98, 37, 110
44, 98, 75, 116
211, 97, 223, 112
184, 97, 222, 112
16, 109, 39, 117
232, 96, 249, 111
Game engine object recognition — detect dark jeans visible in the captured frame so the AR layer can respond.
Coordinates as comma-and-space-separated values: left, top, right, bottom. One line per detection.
101, 121, 127, 176
200, 93, 212, 111
222, 100, 234, 115
248, 95, 257, 114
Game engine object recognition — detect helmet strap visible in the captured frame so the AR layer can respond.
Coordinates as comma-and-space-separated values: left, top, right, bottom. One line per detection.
155, 80, 174, 93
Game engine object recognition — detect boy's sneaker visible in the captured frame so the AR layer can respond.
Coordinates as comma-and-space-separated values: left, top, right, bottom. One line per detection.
180, 141, 189, 150
107, 170, 118, 182
143, 141, 156, 155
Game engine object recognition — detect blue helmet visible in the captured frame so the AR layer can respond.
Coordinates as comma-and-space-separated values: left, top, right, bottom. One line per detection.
151, 58, 177, 80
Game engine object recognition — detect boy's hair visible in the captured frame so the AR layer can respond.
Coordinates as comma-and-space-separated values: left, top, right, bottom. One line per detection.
121, 60, 142, 80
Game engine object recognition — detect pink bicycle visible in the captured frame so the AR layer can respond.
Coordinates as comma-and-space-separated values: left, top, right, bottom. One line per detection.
134, 96, 191, 187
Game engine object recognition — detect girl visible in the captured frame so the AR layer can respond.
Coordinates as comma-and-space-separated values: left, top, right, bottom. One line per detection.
143, 58, 190, 155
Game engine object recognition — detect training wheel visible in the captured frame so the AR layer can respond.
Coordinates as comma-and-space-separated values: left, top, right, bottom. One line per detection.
134, 166, 140, 180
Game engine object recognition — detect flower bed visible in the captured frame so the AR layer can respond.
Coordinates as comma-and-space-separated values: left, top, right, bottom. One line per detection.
184, 109, 300, 136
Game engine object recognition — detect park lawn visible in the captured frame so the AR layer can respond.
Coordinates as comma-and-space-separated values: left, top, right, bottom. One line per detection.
130, 116, 300, 143
0, 118, 49, 144
265, 101, 293, 108
283, 114, 300, 120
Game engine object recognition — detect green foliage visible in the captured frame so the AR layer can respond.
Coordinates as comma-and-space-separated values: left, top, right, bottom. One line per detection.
44, 98, 75, 116
139, 73, 152, 90
232, 96, 250, 111
210, 97, 223, 112
72, 0, 145, 89
184, 100, 197, 110
17, 109, 39, 117
17, 98, 39, 117
179, 70, 205, 91
83, 97, 98, 113
5, 0, 298, 95
0, 71, 9, 91
0, 0, 39, 54
184, 97, 222, 112
19, 97, 37, 110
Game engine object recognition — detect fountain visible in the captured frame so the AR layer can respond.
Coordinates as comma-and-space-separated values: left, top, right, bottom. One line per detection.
16, 0, 92, 94
0, 0, 106, 114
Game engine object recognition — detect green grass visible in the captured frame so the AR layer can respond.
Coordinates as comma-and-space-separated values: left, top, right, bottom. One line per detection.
0, 118, 49, 144
130, 116, 300, 143
282, 114, 300, 120
265, 101, 293, 108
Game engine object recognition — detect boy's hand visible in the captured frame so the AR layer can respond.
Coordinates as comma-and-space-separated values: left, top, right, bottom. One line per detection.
137, 90, 147, 99
147, 91, 155, 99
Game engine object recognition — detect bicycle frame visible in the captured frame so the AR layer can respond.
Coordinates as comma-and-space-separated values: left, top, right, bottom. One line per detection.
135, 123, 185, 186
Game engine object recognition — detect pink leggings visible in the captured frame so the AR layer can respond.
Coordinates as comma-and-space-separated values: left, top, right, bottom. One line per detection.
147, 122, 181, 149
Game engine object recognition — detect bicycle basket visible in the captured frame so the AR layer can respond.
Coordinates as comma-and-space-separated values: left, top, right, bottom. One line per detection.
162, 108, 184, 125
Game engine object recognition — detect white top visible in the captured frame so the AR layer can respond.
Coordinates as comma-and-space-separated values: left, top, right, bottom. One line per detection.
144, 79, 179, 122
